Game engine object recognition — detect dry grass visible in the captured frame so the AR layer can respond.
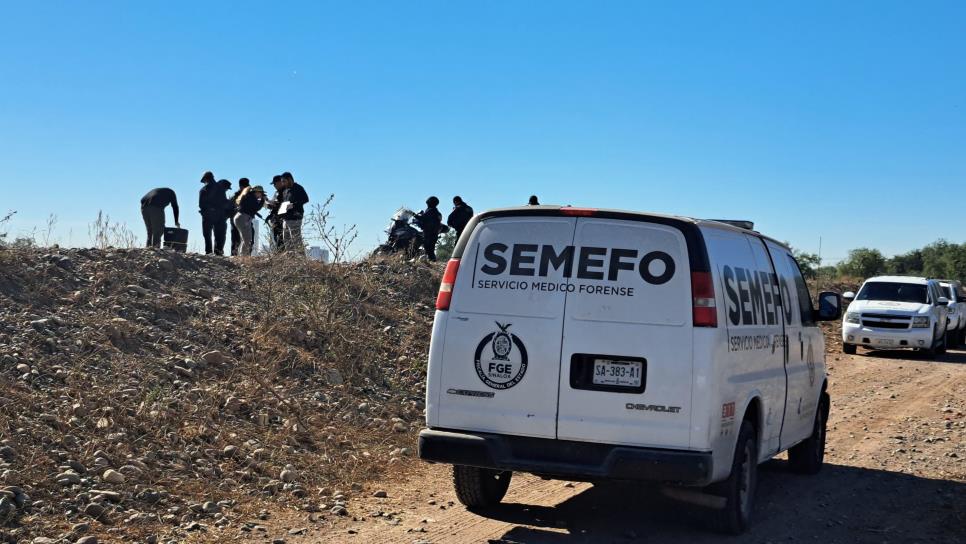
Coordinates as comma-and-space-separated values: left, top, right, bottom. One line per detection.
0, 247, 442, 542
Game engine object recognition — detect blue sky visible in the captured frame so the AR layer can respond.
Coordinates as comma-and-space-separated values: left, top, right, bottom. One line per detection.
1, 1, 964, 260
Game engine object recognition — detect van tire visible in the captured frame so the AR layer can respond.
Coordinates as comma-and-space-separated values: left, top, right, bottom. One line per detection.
788, 393, 829, 474
842, 343, 856, 355
709, 420, 757, 534
452, 466, 511, 508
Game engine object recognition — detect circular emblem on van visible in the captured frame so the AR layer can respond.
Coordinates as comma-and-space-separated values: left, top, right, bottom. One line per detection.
474, 322, 528, 390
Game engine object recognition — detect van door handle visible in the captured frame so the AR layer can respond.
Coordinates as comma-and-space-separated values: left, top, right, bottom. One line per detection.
799, 331, 804, 359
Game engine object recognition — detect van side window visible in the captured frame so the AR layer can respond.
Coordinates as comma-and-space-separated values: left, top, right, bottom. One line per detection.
788, 255, 815, 326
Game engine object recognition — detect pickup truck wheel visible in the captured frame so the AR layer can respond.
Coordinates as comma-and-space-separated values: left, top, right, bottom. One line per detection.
452, 466, 511, 508
709, 420, 757, 534
842, 343, 856, 355
788, 393, 829, 474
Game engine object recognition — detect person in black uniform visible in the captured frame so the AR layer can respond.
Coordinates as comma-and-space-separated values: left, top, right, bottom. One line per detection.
278, 172, 310, 253
140, 188, 180, 248
415, 196, 443, 262
446, 196, 473, 240
264, 175, 286, 252
229, 177, 251, 256
199, 173, 231, 255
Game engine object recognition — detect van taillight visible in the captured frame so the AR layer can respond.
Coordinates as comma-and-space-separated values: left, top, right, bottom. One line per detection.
435, 259, 461, 310
691, 271, 717, 327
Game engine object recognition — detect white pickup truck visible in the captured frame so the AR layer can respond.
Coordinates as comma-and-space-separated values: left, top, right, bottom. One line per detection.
842, 276, 950, 357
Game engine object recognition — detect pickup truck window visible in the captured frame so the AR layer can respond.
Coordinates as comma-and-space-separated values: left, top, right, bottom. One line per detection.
857, 282, 927, 304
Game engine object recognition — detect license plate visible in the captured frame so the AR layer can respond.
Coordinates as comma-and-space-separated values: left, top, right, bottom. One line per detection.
874, 338, 895, 346
592, 359, 643, 387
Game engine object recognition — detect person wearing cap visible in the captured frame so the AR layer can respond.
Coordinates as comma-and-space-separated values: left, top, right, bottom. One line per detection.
415, 196, 444, 261
139, 187, 180, 248
278, 171, 310, 253
264, 175, 286, 251
229, 177, 251, 256
447, 196, 473, 241
233, 184, 266, 256
198, 172, 230, 255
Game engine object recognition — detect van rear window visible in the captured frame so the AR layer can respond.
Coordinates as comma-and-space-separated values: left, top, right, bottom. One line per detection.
856, 282, 927, 304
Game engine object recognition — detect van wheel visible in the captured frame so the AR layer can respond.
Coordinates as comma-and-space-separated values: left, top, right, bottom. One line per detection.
788, 393, 829, 474
709, 420, 757, 534
452, 466, 511, 508
842, 343, 856, 355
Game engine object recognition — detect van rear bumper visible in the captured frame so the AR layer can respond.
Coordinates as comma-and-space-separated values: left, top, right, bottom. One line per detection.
418, 429, 713, 485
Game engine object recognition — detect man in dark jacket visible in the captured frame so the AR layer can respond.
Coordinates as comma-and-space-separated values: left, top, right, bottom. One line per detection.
229, 178, 251, 256
199, 172, 230, 255
415, 196, 443, 262
264, 175, 285, 252
140, 188, 180, 248
528, 195, 540, 205
232, 185, 265, 256
279, 172, 309, 253
446, 196, 473, 240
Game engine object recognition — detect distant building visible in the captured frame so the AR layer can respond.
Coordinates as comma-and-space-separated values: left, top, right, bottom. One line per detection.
307, 246, 330, 263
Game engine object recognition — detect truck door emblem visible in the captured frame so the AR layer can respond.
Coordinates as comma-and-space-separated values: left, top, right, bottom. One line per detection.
475, 322, 528, 390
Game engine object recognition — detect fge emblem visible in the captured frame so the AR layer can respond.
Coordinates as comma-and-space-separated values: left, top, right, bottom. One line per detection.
474, 322, 528, 390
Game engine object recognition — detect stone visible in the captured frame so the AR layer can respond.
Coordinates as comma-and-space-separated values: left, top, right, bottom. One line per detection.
84, 502, 106, 519
202, 501, 221, 514
280, 469, 296, 483
202, 350, 226, 366
76, 537, 98, 544
102, 469, 125, 484
373, 490, 388, 498
55, 471, 81, 485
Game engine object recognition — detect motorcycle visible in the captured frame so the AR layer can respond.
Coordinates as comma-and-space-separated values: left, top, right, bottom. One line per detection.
372, 208, 425, 258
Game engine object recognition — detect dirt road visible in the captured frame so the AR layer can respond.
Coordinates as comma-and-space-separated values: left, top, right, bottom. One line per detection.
272, 347, 965, 544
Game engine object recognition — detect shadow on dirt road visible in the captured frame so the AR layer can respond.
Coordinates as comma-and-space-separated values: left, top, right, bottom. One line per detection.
862, 345, 966, 364
478, 461, 964, 543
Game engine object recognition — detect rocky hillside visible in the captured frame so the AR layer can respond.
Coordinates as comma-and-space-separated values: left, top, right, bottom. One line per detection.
0, 247, 441, 543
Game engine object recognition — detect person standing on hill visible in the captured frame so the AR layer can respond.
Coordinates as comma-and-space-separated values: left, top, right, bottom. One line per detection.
229, 177, 251, 256
140, 187, 180, 248
233, 185, 266, 256
528, 195, 540, 205
447, 196, 473, 240
416, 196, 443, 262
279, 171, 309, 253
265, 175, 286, 251
199, 172, 230, 255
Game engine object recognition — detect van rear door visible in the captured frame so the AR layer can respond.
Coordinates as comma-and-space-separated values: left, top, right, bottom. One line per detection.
556, 218, 695, 448
435, 215, 577, 439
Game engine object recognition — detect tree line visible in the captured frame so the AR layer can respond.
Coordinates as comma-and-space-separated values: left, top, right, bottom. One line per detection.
794, 240, 966, 281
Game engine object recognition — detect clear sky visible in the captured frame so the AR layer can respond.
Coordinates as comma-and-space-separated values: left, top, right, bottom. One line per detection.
1, 1, 964, 261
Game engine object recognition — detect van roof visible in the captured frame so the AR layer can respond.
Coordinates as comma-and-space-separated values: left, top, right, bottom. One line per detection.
473, 205, 791, 251
865, 275, 930, 285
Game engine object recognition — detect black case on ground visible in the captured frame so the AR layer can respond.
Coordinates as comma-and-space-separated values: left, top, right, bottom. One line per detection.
163, 228, 188, 252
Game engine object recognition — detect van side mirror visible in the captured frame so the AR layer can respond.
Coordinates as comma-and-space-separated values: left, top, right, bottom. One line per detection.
842, 291, 855, 301
816, 292, 842, 321
937, 297, 949, 306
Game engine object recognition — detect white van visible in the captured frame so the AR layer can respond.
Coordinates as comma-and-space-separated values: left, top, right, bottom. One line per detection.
418, 206, 842, 533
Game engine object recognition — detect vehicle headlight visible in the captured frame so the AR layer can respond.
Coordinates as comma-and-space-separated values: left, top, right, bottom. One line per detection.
912, 316, 930, 328
845, 312, 861, 324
